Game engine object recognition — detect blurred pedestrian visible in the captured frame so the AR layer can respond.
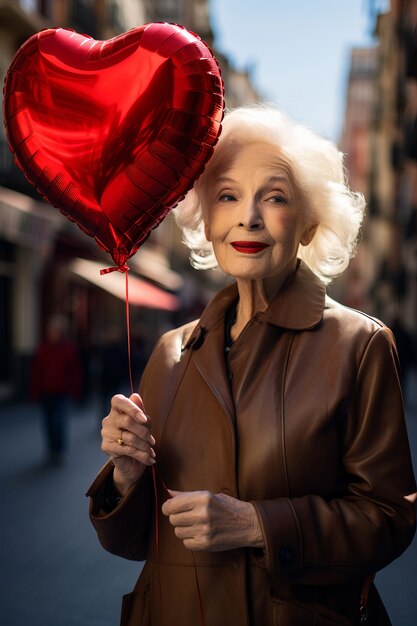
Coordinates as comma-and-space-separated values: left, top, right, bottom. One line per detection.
30, 314, 82, 466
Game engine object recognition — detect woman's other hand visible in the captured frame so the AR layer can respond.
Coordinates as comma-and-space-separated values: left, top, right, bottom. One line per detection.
161, 490, 265, 552
101, 393, 156, 495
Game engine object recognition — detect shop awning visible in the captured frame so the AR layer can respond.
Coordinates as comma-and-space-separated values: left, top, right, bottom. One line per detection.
129, 246, 184, 291
69, 258, 181, 311
0, 185, 65, 254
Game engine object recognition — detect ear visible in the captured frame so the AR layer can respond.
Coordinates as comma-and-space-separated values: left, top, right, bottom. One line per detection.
300, 223, 318, 246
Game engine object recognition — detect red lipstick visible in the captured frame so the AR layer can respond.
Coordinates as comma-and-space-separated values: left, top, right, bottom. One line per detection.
231, 241, 270, 254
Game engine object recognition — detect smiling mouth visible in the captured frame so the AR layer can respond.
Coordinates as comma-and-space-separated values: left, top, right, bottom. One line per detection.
231, 241, 270, 254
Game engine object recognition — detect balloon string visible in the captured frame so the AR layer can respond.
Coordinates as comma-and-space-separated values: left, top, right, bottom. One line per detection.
111, 263, 205, 625
100, 263, 129, 275
152, 466, 159, 557
154, 467, 205, 626
192, 551, 206, 626
99, 262, 133, 394
124, 269, 134, 396
152, 464, 162, 601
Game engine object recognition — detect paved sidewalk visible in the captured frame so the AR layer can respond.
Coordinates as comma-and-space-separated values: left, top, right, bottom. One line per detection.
1, 381, 416, 626
376, 369, 417, 626
1, 399, 140, 626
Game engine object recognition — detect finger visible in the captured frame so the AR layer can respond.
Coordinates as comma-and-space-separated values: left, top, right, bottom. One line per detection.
102, 422, 155, 456
115, 428, 156, 455
183, 538, 206, 551
130, 393, 145, 411
174, 531, 211, 552
174, 526, 195, 540
168, 489, 181, 497
111, 394, 148, 424
101, 426, 156, 466
129, 393, 152, 428
103, 420, 155, 446
162, 492, 196, 516
114, 448, 156, 466
103, 438, 156, 466
167, 511, 200, 527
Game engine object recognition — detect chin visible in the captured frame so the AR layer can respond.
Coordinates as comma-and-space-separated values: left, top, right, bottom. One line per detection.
227, 267, 272, 281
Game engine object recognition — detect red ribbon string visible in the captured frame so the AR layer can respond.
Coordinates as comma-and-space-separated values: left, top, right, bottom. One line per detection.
99, 263, 129, 275
99, 263, 133, 393
152, 464, 163, 603
124, 269, 134, 396
152, 466, 159, 559
100, 261, 205, 626
154, 469, 206, 626
192, 551, 206, 626
98, 263, 133, 393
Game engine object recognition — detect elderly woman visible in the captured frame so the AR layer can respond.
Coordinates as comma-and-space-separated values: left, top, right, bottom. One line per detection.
87, 106, 416, 626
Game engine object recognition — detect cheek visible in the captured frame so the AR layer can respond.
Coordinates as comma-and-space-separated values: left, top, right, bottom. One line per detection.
267, 207, 306, 233
268, 223, 306, 254
203, 205, 219, 242
202, 199, 217, 241
204, 209, 229, 242
267, 214, 297, 238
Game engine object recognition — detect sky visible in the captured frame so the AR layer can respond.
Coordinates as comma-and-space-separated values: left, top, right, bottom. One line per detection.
210, 0, 389, 142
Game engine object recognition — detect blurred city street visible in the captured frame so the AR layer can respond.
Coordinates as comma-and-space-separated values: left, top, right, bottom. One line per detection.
1, 2, 416, 626
1, 371, 417, 626
0, 397, 140, 626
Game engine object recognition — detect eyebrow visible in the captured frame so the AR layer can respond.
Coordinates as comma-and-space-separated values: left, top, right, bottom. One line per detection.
265, 174, 291, 186
216, 174, 291, 186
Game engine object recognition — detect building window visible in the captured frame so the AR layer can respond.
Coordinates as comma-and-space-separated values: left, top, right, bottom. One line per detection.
39, 0, 54, 19
70, 0, 98, 38
107, 2, 123, 32
152, 0, 183, 22
19, 0, 37, 13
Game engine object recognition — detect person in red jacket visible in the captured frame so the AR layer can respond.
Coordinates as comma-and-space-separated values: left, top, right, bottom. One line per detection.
30, 314, 82, 466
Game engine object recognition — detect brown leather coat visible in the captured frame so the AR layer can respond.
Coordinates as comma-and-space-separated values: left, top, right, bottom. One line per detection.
88, 262, 416, 626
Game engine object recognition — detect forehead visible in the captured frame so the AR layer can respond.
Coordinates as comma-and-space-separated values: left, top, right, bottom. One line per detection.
220, 141, 294, 180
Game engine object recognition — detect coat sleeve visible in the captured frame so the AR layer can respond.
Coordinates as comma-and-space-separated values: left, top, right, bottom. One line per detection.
85, 335, 172, 561
86, 460, 153, 561
251, 326, 416, 585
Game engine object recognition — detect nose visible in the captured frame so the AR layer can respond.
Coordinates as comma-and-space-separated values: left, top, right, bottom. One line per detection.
238, 198, 263, 230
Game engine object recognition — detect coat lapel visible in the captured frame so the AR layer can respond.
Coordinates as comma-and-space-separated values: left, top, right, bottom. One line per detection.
182, 262, 325, 428
185, 283, 238, 425
191, 319, 235, 423
259, 260, 325, 329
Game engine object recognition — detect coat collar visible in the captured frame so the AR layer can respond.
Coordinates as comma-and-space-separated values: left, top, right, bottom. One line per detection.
189, 260, 326, 339
183, 261, 326, 424
184, 261, 325, 430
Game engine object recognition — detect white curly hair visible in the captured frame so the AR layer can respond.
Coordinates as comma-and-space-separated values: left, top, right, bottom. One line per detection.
174, 104, 365, 284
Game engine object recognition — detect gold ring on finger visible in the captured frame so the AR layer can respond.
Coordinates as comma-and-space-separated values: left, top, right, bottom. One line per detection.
117, 429, 125, 446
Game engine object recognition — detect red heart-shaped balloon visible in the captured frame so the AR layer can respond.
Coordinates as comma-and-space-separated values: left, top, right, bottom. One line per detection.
3, 24, 223, 267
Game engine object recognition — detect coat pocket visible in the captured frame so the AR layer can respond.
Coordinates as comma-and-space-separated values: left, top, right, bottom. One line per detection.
120, 584, 151, 626
271, 597, 357, 626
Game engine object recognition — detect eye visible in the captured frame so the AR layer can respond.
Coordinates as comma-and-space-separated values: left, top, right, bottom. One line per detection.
218, 193, 237, 202
267, 193, 288, 204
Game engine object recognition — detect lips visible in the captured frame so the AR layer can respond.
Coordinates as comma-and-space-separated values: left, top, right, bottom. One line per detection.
231, 241, 270, 254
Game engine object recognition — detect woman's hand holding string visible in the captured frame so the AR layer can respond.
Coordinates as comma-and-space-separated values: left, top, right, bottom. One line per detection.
101, 392, 155, 496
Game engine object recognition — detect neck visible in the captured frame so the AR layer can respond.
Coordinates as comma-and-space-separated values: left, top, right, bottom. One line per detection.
232, 264, 297, 340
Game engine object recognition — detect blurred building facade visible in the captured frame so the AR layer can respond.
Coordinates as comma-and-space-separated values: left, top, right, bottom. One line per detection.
339, 0, 417, 353
337, 46, 379, 311
0, 0, 260, 401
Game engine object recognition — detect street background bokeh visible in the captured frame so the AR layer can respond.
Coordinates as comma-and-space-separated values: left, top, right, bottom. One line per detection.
1, 1, 416, 625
